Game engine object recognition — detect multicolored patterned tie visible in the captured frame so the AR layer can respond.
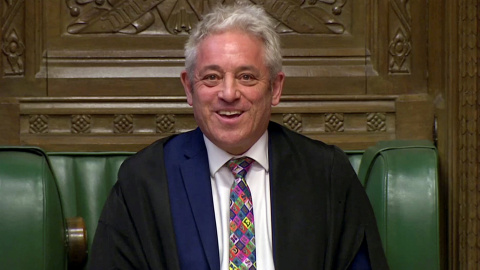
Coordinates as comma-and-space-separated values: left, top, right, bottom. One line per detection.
227, 157, 256, 270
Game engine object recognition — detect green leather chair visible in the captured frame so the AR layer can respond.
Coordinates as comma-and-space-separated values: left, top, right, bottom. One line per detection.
357, 140, 441, 269
0, 147, 66, 269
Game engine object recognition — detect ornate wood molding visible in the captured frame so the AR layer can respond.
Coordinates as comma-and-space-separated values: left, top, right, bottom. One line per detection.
451, 0, 479, 269
5, 94, 432, 151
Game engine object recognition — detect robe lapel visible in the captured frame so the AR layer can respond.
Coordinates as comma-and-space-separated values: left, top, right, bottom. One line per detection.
180, 129, 220, 270
269, 128, 295, 258
268, 123, 326, 269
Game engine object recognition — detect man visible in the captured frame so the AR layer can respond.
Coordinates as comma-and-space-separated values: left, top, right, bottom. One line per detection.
89, 4, 388, 270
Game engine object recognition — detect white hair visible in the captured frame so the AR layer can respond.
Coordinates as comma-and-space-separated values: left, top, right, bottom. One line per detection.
184, 4, 283, 82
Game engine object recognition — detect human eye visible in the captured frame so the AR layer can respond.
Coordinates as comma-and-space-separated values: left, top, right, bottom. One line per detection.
203, 74, 220, 81
240, 74, 254, 80
238, 73, 257, 86
201, 73, 222, 86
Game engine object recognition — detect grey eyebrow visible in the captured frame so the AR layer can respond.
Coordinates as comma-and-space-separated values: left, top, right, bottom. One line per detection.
198, 65, 223, 74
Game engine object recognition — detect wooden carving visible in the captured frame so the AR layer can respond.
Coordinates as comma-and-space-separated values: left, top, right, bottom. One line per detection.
66, 0, 166, 34
71, 115, 92, 133
325, 113, 344, 132
388, 0, 411, 74
455, 0, 478, 268
156, 114, 175, 133
29, 114, 49, 134
113, 114, 134, 133
283, 113, 302, 133
366, 112, 386, 132
1, 0, 25, 76
64, 0, 349, 35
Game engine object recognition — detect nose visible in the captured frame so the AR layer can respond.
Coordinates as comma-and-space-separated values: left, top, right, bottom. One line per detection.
218, 74, 240, 102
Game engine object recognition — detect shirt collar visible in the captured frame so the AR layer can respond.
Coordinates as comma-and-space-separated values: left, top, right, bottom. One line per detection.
204, 131, 269, 177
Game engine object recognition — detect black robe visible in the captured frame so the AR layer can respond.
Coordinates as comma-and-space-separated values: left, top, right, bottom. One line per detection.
89, 122, 389, 270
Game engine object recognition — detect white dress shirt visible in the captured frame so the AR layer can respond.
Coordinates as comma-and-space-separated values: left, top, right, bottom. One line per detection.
204, 131, 275, 270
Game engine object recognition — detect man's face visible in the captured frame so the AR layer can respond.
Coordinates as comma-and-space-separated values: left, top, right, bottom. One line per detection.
181, 30, 284, 155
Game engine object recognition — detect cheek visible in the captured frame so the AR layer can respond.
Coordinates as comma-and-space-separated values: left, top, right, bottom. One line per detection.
192, 93, 214, 117
192, 90, 209, 106
253, 92, 273, 110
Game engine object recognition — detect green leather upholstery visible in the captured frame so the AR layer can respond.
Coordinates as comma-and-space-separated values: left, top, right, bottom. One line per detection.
346, 150, 364, 175
357, 140, 440, 270
0, 147, 66, 270
0, 142, 441, 270
47, 152, 132, 253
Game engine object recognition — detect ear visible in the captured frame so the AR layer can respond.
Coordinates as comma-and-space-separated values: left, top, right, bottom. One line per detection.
180, 70, 194, 106
271, 71, 285, 106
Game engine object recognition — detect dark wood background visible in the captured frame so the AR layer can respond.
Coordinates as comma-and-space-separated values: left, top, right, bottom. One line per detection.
0, 0, 433, 151
0, 0, 477, 269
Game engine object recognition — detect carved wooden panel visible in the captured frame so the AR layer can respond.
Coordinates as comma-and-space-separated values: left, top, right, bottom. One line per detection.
0, 0, 429, 97
1, 0, 46, 96
5, 0, 414, 97
0, 1, 430, 93
2, 0, 25, 76
366, 0, 427, 95
9, 95, 431, 151
0, 0, 435, 153
0, 1, 434, 149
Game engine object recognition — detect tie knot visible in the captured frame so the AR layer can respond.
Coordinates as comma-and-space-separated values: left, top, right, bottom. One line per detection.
227, 157, 254, 179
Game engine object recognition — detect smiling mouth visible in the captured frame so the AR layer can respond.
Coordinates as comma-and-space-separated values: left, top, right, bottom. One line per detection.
218, 110, 242, 118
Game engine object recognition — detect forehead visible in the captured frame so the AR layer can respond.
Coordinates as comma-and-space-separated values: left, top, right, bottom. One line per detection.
195, 30, 266, 70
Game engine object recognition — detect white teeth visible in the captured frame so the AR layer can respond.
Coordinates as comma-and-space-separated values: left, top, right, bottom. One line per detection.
218, 111, 241, 116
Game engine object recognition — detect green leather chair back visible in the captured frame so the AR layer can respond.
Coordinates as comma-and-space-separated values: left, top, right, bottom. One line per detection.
0, 143, 440, 270
345, 150, 364, 175
357, 140, 440, 270
47, 152, 133, 252
48, 150, 363, 255
0, 147, 66, 270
